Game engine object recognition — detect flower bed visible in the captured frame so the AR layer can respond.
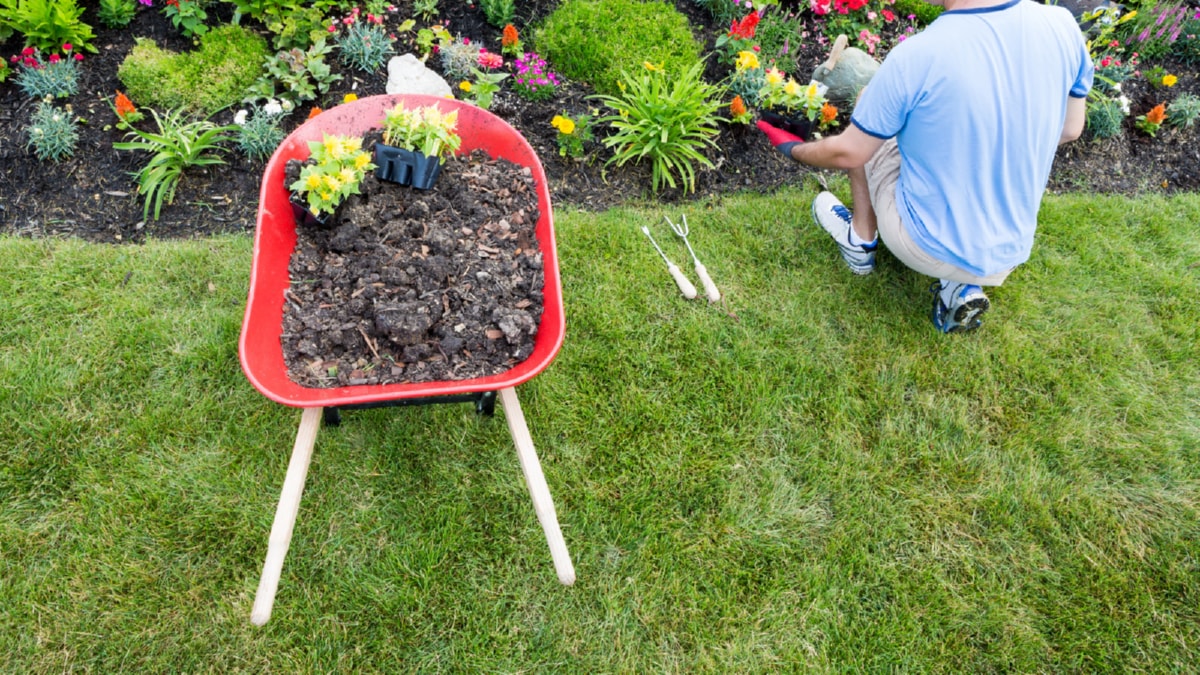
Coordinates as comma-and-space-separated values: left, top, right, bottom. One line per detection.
0, 0, 1197, 243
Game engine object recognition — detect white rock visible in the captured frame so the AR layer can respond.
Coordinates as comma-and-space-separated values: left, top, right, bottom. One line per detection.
386, 54, 452, 97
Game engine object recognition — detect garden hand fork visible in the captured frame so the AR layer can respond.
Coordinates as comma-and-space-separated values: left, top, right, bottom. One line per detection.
665, 214, 720, 303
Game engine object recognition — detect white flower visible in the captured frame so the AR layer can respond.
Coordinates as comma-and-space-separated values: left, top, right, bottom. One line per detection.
1112, 82, 1122, 92
280, 99, 295, 113
1118, 95, 1131, 115
233, 109, 248, 126
263, 99, 283, 116
52, 114, 61, 122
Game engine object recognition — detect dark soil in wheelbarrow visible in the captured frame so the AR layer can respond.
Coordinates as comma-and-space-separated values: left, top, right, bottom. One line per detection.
281, 145, 544, 389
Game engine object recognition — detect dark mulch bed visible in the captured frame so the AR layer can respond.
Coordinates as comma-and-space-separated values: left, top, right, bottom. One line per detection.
1, 0, 1197, 246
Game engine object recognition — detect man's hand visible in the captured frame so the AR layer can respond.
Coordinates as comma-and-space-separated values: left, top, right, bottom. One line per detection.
757, 120, 804, 159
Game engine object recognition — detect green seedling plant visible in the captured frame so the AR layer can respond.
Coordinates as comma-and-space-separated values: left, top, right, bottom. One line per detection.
163, 0, 208, 38
480, 0, 515, 28
25, 98, 78, 161
414, 24, 451, 61
381, 103, 462, 158
592, 60, 724, 194
248, 39, 342, 107
458, 68, 508, 111
412, 0, 438, 21
113, 108, 237, 220
288, 134, 375, 216
97, 0, 137, 28
551, 111, 594, 159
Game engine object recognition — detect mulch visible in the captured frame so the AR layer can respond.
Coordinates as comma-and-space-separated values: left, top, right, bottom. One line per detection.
0, 0, 1197, 244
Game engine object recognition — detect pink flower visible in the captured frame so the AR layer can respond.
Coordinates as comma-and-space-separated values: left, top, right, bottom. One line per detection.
49, 53, 60, 63
22, 46, 35, 56
74, 53, 83, 61
62, 43, 72, 52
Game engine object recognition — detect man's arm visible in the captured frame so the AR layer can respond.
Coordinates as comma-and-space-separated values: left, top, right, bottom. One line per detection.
790, 124, 886, 170
1060, 96, 1086, 144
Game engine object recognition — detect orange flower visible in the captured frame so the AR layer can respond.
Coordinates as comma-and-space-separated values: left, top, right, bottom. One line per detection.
821, 102, 838, 123
1145, 103, 1166, 125
502, 24, 519, 48
307, 106, 323, 120
730, 95, 747, 118
114, 90, 136, 118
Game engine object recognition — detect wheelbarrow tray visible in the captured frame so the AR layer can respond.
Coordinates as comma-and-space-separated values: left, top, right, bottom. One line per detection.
239, 94, 565, 408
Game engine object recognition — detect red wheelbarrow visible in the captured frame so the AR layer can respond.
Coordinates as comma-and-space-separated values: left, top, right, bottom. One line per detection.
238, 94, 573, 626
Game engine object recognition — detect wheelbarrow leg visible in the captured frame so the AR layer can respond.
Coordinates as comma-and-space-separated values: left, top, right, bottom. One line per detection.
498, 387, 576, 586
251, 406, 322, 626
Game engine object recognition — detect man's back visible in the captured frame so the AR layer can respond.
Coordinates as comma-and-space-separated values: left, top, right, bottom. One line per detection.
851, 0, 1093, 276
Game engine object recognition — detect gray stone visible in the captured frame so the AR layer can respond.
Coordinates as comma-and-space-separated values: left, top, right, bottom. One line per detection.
385, 53, 452, 97
811, 35, 880, 106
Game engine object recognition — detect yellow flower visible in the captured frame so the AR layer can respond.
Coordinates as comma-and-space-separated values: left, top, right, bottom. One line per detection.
342, 92, 358, 103
1162, 74, 1177, 87
323, 174, 342, 192
304, 174, 323, 191
551, 115, 576, 135
805, 83, 820, 100
338, 167, 356, 184
765, 68, 785, 86
459, 80, 472, 92
353, 152, 371, 170
318, 191, 332, 202
735, 51, 759, 72
784, 80, 802, 97
642, 61, 663, 72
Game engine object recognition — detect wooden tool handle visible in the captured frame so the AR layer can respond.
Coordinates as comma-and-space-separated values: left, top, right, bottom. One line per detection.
694, 262, 720, 303
668, 263, 698, 300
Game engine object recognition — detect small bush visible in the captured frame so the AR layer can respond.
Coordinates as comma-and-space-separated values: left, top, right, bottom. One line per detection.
25, 99, 78, 161
97, 0, 137, 28
14, 47, 80, 99
536, 0, 703, 97
1086, 98, 1125, 140
336, 20, 393, 73
118, 25, 268, 115
692, 0, 739, 25
480, 0, 515, 28
439, 37, 481, 82
1167, 93, 1200, 128
247, 38, 342, 107
0, 0, 97, 53
234, 105, 287, 162
890, 0, 943, 26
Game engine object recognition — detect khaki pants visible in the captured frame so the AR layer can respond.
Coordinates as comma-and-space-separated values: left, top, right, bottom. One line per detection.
865, 140, 1013, 286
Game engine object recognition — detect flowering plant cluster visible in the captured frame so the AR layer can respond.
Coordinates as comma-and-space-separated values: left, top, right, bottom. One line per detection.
760, 67, 829, 121
110, 90, 145, 130
810, 0, 897, 54
459, 67, 509, 110
551, 112, 594, 159
715, 11, 761, 65
728, 95, 753, 124
512, 52, 560, 102
381, 103, 462, 159
289, 134, 375, 215
1135, 103, 1167, 136
12, 45, 84, 99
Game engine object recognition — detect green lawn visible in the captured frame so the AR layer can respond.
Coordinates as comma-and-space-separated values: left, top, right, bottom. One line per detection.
2, 187, 1198, 672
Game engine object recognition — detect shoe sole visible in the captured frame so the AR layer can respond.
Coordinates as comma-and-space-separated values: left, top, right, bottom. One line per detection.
946, 296, 990, 333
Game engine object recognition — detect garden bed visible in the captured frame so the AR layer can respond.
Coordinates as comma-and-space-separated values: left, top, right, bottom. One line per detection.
0, 0, 1197, 245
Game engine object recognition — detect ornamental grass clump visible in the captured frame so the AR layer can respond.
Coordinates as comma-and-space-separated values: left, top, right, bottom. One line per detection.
592, 60, 724, 194
113, 108, 238, 220
289, 135, 375, 216
1086, 98, 1126, 139
25, 99, 79, 161
234, 102, 287, 162
1167, 92, 1200, 128
512, 52, 560, 102
439, 37, 482, 81
13, 45, 82, 99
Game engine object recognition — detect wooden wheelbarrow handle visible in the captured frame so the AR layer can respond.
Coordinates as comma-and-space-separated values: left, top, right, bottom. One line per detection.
251, 406, 322, 626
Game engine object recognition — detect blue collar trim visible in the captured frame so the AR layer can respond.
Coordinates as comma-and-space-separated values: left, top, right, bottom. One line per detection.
943, 0, 1022, 15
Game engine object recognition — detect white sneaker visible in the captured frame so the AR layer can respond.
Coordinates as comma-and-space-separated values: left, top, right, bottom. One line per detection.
811, 191, 877, 275
930, 282, 990, 333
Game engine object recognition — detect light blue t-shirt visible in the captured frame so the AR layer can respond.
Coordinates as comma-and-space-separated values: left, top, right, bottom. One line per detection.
850, 0, 1093, 277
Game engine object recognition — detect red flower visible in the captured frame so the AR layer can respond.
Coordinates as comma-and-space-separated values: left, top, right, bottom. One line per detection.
882, 9, 895, 21
49, 54, 60, 63
22, 46, 35, 57
727, 12, 760, 40
62, 43, 72, 52
74, 53, 83, 61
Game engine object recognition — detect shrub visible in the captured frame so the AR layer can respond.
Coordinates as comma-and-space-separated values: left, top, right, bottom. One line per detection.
336, 20, 393, 72
592, 60, 724, 193
691, 0, 739, 25
536, 0, 703, 97
1086, 98, 1125, 140
890, 0, 943, 26
113, 108, 237, 220
1167, 92, 1200, 128
439, 37, 481, 81
234, 103, 287, 161
163, 0, 208, 38
480, 0, 515, 28
25, 99, 78, 161
0, 0, 96, 53
118, 25, 269, 115
97, 0, 137, 28
247, 38, 342, 107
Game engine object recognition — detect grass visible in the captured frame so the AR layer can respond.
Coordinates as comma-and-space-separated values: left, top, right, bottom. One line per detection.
1, 186, 1198, 672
